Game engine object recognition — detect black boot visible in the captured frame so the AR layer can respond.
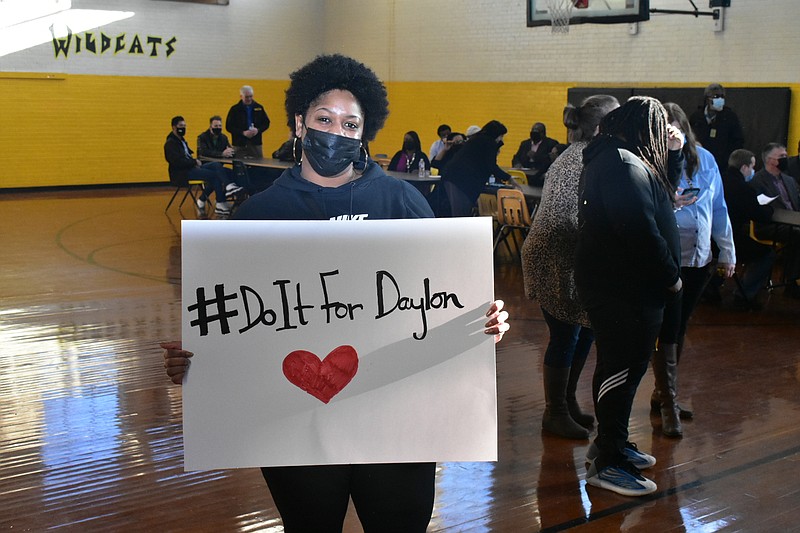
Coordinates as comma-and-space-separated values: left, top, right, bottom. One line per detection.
542, 365, 590, 439
652, 344, 682, 437
565, 357, 594, 429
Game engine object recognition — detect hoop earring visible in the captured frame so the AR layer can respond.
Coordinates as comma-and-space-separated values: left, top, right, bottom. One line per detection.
292, 137, 301, 163
354, 143, 368, 172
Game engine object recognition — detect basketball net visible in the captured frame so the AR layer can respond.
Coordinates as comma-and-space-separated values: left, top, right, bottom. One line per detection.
546, 0, 575, 33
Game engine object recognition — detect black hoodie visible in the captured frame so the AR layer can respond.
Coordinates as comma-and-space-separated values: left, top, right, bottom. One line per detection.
575, 135, 681, 309
234, 161, 434, 221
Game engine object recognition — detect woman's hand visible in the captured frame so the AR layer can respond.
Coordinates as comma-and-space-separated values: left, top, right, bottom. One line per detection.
717, 263, 736, 279
667, 124, 685, 151
674, 189, 699, 208
160, 341, 193, 385
484, 300, 510, 343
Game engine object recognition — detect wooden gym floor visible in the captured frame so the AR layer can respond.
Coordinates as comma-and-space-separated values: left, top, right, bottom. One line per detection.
1, 186, 799, 532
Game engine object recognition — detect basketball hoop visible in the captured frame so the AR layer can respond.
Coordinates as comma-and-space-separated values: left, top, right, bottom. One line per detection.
545, 0, 575, 33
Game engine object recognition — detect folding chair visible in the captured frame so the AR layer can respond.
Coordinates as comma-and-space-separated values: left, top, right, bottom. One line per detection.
749, 220, 785, 291
506, 169, 528, 185
165, 178, 205, 213
230, 160, 253, 211
493, 188, 532, 260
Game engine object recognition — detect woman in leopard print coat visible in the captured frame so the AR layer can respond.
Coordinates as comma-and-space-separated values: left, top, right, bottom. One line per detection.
521, 95, 619, 439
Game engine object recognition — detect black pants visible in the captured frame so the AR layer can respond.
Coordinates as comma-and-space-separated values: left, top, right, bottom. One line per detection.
587, 300, 663, 469
261, 462, 436, 533
658, 265, 711, 350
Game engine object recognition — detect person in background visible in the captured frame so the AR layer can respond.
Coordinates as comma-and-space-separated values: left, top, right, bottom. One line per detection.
721, 149, 776, 309
162, 54, 510, 532
650, 102, 735, 439
430, 131, 465, 173
226, 85, 271, 158
575, 96, 685, 497
388, 130, 430, 173
521, 94, 620, 440
749, 142, 800, 298
689, 83, 744, 173
512, 122, 560, 186
429, 124, 451, 159
164, 115, 233, 218
272, 130, 297, 162
441, 120, 513, 217
196, 115, 243, 197
465, 125, 481, 138
786, 139, 800, 182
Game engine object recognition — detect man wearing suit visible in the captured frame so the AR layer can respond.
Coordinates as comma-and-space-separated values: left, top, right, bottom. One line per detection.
511, 122, 559, 187
749, 142, 800, 297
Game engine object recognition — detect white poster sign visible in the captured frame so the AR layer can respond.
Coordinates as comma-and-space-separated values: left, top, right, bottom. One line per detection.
181, 217, 497, 470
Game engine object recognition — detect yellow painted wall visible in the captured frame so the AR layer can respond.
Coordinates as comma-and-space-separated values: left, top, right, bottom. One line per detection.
0, 75, 573, 188
2, 73, 799, 188
0, 73, 290, 189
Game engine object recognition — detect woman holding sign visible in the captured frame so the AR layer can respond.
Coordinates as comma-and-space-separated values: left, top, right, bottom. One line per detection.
162, 54, 509, 532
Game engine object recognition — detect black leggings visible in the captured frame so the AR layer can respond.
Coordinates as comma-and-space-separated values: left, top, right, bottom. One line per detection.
261, 462, 436, 533
658, 265, 712, 350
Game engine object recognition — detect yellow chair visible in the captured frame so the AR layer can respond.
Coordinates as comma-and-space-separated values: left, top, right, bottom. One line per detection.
477, 192, 499, 230
749, 220, 785, 290
165, 178, 205, 214
507, 169, 528, 185
493, 188, 532, 260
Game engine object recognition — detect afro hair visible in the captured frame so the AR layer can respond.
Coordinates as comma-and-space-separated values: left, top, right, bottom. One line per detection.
284, 54, 389, 142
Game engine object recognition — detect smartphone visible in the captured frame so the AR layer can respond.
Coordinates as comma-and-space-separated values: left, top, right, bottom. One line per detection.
682, 187, 700, 198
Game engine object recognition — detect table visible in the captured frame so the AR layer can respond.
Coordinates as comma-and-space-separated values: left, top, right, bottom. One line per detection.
200, 156, 293, 170
771, 208, 800, 227
486, 182, 542, 204
384, 169, 441, 183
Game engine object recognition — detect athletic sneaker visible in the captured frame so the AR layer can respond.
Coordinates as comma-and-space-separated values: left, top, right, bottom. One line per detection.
214, 201, 232, 220
586, 441, 656, 470
196, 197, 206, 210
585, 460, 657, 497
226, 183, 244, 196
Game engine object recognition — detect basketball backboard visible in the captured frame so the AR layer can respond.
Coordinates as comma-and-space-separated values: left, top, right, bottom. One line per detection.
527, 0, 650, 27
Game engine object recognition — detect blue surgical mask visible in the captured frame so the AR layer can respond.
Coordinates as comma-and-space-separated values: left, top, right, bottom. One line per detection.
710, 97, 725, 111
744, 168, 755, 182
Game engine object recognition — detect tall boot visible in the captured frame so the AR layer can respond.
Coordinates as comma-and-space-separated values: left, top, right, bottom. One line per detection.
651, 344, 682, 437
542, 365, 590, 439
565, 356, 595, 429
650, 344, 693, 420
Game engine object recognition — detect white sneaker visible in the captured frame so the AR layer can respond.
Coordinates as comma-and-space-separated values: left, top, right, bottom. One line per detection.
215, 201, 232, 219
226, 183, 244, 196
196, 197, 206, 210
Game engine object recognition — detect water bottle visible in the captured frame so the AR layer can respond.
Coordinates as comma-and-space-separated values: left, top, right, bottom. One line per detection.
418, 158, 425, 178
489, 174, 496, 185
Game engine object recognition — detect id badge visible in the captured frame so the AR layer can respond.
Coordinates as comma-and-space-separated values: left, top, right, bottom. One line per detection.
709, 128, 717, 139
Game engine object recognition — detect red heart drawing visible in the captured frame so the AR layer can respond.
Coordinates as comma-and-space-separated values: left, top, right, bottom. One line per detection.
282, 345, 359, 404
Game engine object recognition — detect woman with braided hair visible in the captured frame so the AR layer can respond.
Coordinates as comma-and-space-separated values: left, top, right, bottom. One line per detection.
575, 96, 685, 496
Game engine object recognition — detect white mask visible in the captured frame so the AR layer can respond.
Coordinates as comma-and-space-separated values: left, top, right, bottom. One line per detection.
710, 97, 725, 111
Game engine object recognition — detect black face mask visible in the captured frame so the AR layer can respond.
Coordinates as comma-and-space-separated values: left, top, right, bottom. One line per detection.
402, 140, 416, 152
497, 140, 504, 149
176, 127, 186, 137
777, 157, 789, 172
211, 127, 222, 136
530, 132, 543, 144
302, 127, 362, 177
